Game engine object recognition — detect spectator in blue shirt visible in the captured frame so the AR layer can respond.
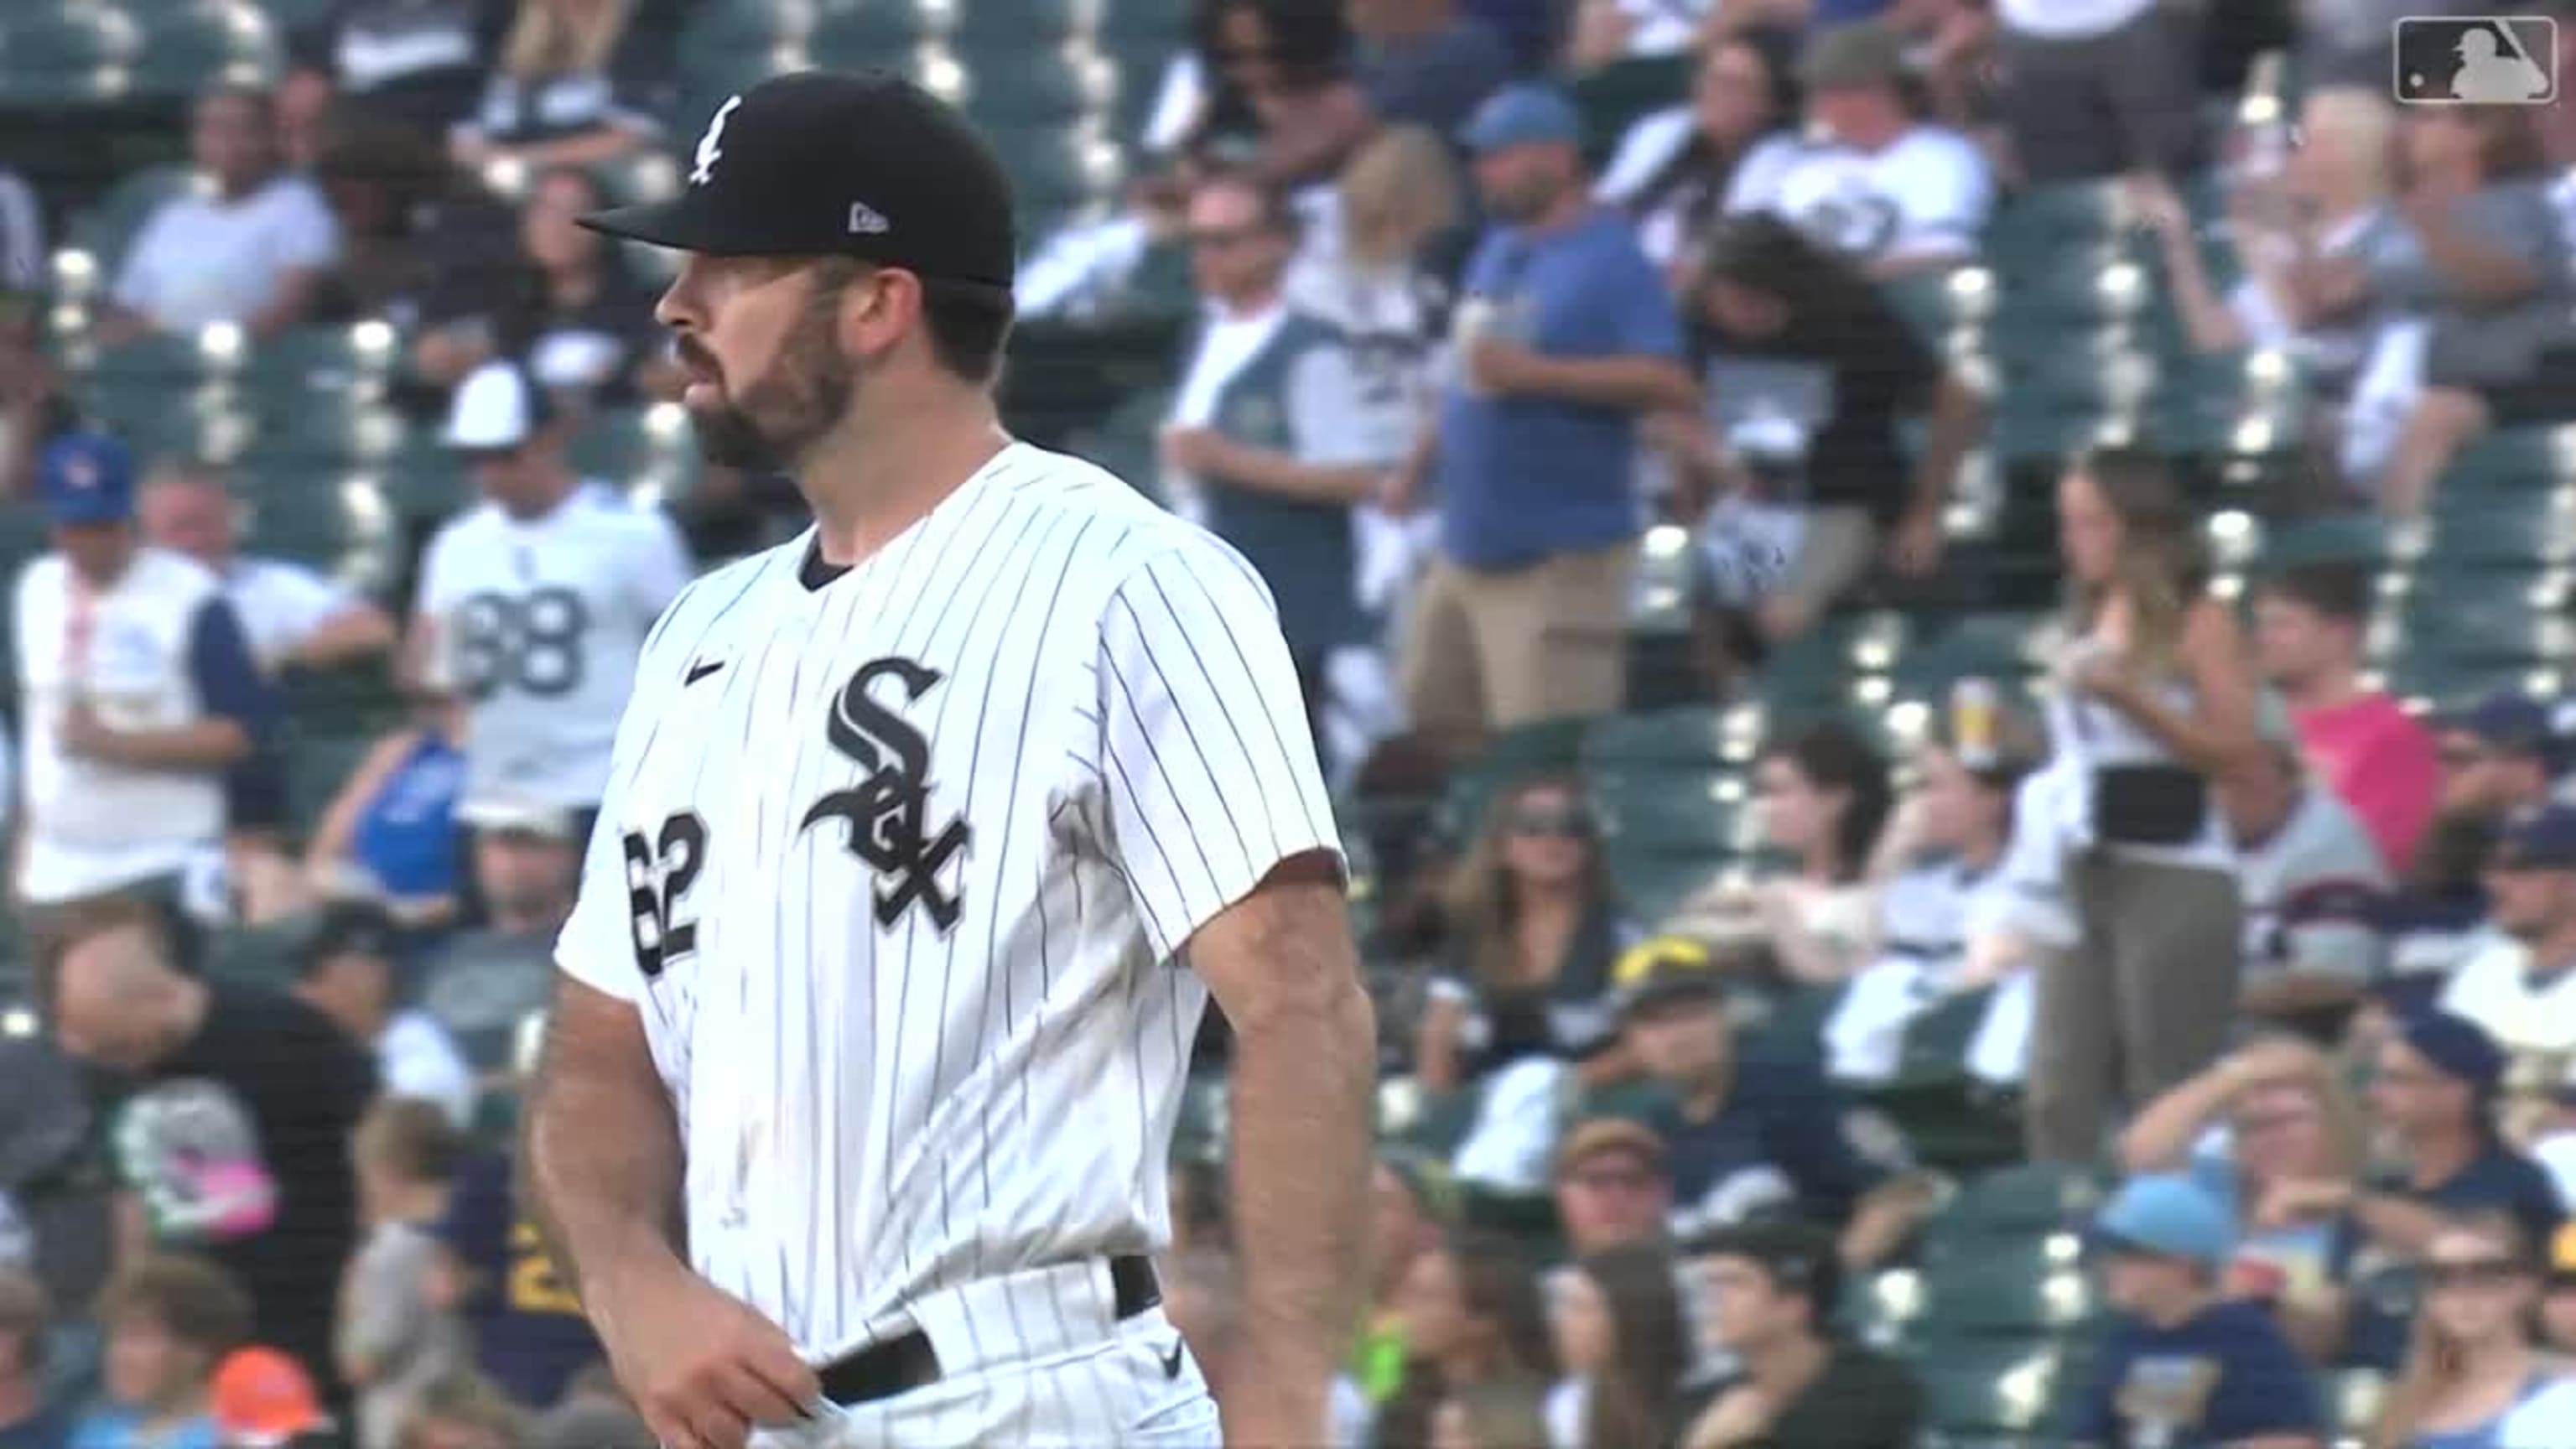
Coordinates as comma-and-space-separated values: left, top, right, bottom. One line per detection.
2311, 1010, 2569, 1371
69, 1256, 251, 1449
1392, 83, 1695, 742
1613, 941, 1930, 1265
2075, 1174, 2326, 1449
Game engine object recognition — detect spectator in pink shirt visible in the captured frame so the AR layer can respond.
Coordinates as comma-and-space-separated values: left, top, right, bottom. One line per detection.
2253, 561, 2437, 875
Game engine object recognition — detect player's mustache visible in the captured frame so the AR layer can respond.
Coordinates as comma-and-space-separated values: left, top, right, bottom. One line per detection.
675, 338, 724, 385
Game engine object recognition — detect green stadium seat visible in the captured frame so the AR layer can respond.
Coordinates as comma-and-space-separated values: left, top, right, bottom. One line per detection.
958, 0, 1104, 46
1581, 706, 1735, 775
812, 0, 949, 55
1925, 1161, 2106, 1246
232, 323, 405, 401
1100, 0, 1193, 45
1592, 769, 1746, 855
962, 44, 1121, 128
989, 125, 1127, 218
2443, 424, 2576, 494
1917, 1236, 2096, 1336
132, 0, 283, 92
1567, 55, 1691, 168
1838, 1265, 1924, 1348
2423, 491, 2576, 566
0, 6, 145, 103
1915, 1336, 2073, 1440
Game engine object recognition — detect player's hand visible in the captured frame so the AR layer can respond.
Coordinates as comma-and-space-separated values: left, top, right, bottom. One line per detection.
595, 1254, 819, 1449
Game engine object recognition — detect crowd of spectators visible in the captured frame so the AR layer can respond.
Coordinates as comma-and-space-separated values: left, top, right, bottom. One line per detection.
4, 0, 2576, 1446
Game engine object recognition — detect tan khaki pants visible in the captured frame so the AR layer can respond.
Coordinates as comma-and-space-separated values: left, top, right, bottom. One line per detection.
2025, 851, 2243, 1162
1400, 539, 1640, 734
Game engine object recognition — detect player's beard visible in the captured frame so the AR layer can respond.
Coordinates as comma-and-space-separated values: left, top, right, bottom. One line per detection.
681, 311, 858, 472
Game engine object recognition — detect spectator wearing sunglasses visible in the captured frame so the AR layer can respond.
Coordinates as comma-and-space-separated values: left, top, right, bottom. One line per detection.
2074, 1174, 2326, 1449
2320, 1011, 2568, 1374
2367, 1215, 2576, 1449
1416, 774, 1640, 1093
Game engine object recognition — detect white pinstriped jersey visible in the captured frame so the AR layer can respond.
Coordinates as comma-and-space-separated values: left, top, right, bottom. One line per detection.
553, 442, 1342, 1363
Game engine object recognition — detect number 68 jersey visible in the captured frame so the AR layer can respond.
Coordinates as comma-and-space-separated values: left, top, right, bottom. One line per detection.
414, 482, 695, 811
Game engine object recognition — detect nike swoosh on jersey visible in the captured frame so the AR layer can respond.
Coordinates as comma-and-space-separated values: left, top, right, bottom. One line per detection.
1158, 1338, 1187, 1380
685, 659, 724, 685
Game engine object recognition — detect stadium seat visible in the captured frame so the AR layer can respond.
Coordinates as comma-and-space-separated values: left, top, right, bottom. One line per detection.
1924, 1161, 2106, 1244
987, 124, 1127, 221
286, 731, 379, 834
132, 0, 283, 93
1914, 1336, 2072, 1441
811, 0, 950, 56
1592, 769, 1747, 855
955, 0, 1104, 47
1567, 55, 1691, 168
1917, 1236, 2095, 1337
960, 44, 1121, 129
1581, 706, 1736, 775
0, 6, 147, 104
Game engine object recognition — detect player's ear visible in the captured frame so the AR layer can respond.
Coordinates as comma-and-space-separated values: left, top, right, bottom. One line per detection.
841, 266, 925, 362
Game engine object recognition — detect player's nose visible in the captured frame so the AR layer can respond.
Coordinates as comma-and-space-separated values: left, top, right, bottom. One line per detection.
657, 256, 710, 334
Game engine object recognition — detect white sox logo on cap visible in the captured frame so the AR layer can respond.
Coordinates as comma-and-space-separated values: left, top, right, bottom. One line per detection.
689, 95, 744, 187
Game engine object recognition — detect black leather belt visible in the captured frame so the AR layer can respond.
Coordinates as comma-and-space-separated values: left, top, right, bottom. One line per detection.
818, 1254, 1162, 1406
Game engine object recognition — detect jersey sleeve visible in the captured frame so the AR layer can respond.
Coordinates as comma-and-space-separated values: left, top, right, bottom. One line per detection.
553, 604, 682, 1000
1091, 540, 1344, 962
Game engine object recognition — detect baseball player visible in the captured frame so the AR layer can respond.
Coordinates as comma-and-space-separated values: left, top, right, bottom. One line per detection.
522, 70, 1378, 1449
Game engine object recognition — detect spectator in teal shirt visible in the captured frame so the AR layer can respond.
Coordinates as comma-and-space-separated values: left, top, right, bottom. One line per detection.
1396, 83, 1694, 740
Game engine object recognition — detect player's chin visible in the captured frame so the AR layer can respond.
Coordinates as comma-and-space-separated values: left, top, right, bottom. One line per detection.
688, 406, 782, 470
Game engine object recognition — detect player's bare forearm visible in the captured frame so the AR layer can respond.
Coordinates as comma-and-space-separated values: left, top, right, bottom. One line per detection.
522, 972, 688, 1332
1193, 854, 1377, 1435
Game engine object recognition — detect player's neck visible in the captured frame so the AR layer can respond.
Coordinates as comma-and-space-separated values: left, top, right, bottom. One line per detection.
800, 385, 1012, 569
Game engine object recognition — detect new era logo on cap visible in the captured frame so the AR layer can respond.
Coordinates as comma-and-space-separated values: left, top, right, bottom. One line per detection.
849, 202, 890, 235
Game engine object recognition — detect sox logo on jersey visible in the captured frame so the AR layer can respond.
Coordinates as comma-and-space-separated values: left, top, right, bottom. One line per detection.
797, 656, 971, 932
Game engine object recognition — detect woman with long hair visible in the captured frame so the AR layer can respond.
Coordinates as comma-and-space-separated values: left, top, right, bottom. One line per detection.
1374, 1232, 1563, 1449
1594, 27, 1803, 283
1553, 1243, 1692, 1449
452, 0, 669, 174
2028, 448, 2259, 1161
1664, 719, 1894, 984
2369, 1215, 2576, 1449
1417, 775, 1640, 1092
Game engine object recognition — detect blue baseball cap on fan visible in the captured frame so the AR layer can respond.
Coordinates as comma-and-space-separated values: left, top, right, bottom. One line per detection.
1462, 84, 1582, 155
2095, 1173, 2234, 1267
36, 433, 136, 526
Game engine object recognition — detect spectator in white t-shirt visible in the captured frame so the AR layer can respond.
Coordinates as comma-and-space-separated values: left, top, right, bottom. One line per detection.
101, 86, 342, 344
138, 459, 396, 676
1727, 23, 1991, 280
2443, 803, 2576, 1136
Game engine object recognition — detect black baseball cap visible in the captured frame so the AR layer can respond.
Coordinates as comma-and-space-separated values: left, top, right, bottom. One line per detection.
579, 70, 1018, 290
